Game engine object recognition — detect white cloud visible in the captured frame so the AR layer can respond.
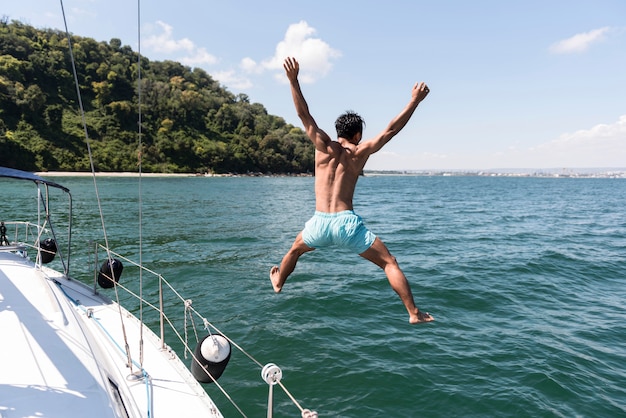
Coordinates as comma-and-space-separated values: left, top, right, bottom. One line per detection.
241, 20, 341, 84
530, 114, 626, 166
240, 57, 262, 74
143, 21, 192, 53
141, 20, 338, 92
491, 115, 626, 168
212, 70, 253, 91
143, 21, 217, 65
549, 27, 611, 54
179, 47, 218, 67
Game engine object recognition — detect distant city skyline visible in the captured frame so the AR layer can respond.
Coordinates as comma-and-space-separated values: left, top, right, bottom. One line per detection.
364, 167, 626, 179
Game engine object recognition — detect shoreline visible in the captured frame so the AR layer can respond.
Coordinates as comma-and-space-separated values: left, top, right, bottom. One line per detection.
36, 171, 314, 178
37, 171, 195, 178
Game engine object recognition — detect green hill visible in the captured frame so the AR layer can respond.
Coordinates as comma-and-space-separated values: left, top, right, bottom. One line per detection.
0, 20, 314, 174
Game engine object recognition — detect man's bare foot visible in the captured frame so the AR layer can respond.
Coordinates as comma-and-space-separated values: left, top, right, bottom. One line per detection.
409, 309, 434, 324
269, 266, 282, 293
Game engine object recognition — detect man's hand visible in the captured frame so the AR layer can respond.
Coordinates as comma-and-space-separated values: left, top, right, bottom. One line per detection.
412, 81, 430, 103
283, 57, 300, 83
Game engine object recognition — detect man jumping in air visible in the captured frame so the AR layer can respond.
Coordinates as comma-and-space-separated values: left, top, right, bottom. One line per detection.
270, 57, 433, 324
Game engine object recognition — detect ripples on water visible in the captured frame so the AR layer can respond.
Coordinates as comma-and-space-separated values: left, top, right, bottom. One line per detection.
2, 175, 625, 417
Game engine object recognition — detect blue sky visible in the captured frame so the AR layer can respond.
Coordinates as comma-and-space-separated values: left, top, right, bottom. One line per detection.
5, 0, 626, 170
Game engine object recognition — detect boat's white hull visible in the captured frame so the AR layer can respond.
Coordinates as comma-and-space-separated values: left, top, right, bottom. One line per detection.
0, 250, 222, 418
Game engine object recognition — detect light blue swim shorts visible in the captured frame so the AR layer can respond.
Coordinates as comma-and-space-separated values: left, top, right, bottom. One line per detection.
302, 210, 376, 254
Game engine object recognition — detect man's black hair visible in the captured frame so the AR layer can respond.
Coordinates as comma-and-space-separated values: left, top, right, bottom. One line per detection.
335, 111, 365, 139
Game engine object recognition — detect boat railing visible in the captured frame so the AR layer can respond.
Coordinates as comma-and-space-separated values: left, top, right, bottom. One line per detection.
90, 241, 213, 354
89, 242, 318, 418
0, 221, 58, 265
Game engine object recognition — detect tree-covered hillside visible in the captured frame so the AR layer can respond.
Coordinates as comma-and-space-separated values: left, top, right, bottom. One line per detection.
0, 20, 314, 174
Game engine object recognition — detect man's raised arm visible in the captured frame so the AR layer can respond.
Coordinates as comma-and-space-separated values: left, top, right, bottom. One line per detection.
360, 82, 430, 155
283, 57, 331, 151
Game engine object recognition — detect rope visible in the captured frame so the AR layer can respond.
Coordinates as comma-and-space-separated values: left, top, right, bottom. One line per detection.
183, 299, 199, 359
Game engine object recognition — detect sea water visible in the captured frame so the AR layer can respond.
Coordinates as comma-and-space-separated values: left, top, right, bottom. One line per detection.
2, 175, 625, 417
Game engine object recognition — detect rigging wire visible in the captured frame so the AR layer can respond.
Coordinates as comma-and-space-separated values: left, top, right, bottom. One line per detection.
59, 0, 134, 373
137, 0, 145, 370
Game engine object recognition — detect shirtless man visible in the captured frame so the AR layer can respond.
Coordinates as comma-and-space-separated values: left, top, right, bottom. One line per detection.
270, 57, 433, 324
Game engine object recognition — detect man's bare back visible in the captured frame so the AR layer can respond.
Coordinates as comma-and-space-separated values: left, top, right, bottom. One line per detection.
270, 57, 434, 324
313, 140, 365, 212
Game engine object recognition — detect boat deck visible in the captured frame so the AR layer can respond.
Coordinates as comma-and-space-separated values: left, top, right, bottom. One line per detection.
0, 250, 222, 418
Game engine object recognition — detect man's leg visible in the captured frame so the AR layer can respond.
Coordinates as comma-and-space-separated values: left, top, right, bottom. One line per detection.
360, 237, 434, 324
270, 231, 314, 293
